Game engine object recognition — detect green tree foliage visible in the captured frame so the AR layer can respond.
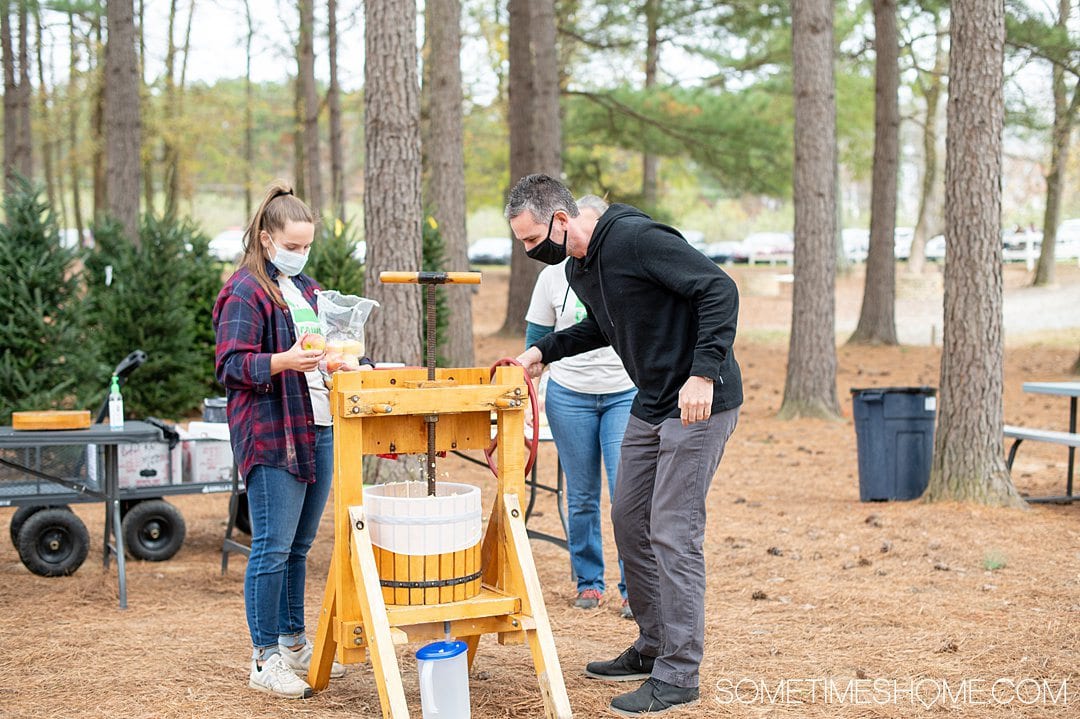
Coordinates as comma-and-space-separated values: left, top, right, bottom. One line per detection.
182, 221, 225, 397
307, 218, 365, 297
463, 103, 509, 209
81, 214, 220, 418
1004, 0, 1080, 130
564, 84, 793, 198
0, 178, 84, 423
421, 214, 450, 368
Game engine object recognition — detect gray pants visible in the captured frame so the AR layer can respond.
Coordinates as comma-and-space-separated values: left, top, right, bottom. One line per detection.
612, 407, 739, 688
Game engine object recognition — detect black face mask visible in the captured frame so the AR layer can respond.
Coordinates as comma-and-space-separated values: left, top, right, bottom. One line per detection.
525, 214, 567, 265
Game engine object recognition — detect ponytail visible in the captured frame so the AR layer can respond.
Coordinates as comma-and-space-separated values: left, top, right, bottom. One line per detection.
239, 180, 317, 308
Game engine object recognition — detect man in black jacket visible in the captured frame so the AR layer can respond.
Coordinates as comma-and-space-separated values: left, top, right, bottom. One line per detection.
510, 174, 742, 716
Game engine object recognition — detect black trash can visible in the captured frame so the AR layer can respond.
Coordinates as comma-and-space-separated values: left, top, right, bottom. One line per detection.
202, 396, 228, 423
851, 386, 936, 501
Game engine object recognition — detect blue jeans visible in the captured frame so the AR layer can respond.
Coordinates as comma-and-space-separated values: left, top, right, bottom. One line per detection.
544, 379, 636, 598
245, 425, 333, 660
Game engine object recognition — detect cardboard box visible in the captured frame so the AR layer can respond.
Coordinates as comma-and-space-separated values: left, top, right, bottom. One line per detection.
180, 422, 234, 485
117, 441, 180, 489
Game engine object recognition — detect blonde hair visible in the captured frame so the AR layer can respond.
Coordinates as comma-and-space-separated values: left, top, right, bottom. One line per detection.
239, 180, 316, 307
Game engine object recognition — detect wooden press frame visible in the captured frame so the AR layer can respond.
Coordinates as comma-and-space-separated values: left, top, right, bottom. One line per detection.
308, 366, 573, 719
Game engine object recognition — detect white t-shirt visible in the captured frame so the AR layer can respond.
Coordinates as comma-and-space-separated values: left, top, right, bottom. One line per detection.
277, 275, 332, 426
525, 260, 635, 395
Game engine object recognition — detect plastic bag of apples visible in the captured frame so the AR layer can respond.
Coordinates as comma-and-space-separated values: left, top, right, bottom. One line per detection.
316, 290, 379, 384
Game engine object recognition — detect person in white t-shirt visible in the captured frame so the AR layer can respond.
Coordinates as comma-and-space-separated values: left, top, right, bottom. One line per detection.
214, 181, 373, 699
525, 194, 637, 619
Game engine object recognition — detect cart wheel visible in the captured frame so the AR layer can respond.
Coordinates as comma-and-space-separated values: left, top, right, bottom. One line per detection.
15, 507, 90, 577
10, 504, 73, 548
234, 493, 251, 535
122, 499, 186, 561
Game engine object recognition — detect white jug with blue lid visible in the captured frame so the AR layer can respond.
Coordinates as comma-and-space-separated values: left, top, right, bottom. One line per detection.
416, 640, 470, 718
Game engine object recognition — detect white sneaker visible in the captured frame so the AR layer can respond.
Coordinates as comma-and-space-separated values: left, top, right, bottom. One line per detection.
278, 641, 347, 680
248, 653, 313, 699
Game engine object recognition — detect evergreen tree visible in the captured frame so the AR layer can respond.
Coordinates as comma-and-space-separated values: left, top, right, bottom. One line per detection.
82, 214, 219, 418
307, 218, 365, 297
421, 214, 449, 368
0, 178, 84, 422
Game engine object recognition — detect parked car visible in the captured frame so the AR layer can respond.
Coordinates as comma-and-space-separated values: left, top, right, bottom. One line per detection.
1055, 219, 1080, 260
208, 228, 245, 262
679, 229, 707, 255
894, 227, 915, 260
1001, 229, 1041, 263
467, 237, 513, 265
734, 231, 794, 263
922, 228, 1079, 263
841, 228, 870, 263
59, 227, 94, 250
924, 234, 946, 261
702, 241, 744, 263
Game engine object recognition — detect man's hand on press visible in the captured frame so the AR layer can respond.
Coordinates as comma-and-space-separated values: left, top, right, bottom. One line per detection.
679, 375, 714, 426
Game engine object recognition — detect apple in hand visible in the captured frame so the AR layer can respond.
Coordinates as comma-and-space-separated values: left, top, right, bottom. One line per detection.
301, 333, 326, 351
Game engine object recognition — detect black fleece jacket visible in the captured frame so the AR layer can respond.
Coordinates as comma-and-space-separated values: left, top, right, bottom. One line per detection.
533, 203, 743, 424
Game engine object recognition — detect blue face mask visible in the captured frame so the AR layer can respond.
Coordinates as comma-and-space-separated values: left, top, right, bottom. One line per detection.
270, 242, 309, 276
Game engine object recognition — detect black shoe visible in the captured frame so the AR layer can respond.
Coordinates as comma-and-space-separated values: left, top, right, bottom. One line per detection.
609, 678, 700, 716
584, 646, 655, 682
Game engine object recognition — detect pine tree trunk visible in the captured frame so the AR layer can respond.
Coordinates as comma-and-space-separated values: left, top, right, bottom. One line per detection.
1034, 0, 1076, 288
92, 16, 106, 220
641, 0, 660, 209
849, 0, 898, 345
363, 0, 423, 366
15, 0, 32, 179
531, 0, 561, 177
68, 11, 84, 241
909, 15, 945, 277
293, 75, 306, 201
162, 0, 178, 217
243, 0, 253, 221
299, 0, 322, 216
175, 0, 194, 209
328, 0, 345, 221
34, 6, 56, 213
105, 0, 142, 243
423, 0, 474, 367
139, 0, 154, 216
2, 3, 15, 186
781, 0, 840, 420
499, 0, 560, 336
924, 0, 1023, 507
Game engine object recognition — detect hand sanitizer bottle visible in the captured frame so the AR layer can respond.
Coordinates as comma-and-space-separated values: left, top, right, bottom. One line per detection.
108, 374, 124, 431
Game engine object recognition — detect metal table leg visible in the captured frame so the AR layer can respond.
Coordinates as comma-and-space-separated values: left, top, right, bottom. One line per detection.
222, 463, 250, 574
1067, 397, 1076, 497
104, 445, 128, 609
524, 448, 569, 552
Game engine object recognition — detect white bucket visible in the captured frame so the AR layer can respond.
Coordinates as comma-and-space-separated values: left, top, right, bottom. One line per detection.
364, 481, 481, 556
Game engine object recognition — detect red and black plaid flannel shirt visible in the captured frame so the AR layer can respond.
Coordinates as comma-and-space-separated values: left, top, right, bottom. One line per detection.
213, 261, 322, 484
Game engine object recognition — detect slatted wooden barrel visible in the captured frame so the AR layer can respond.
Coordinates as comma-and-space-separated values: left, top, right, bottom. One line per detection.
364, 481, 482, 606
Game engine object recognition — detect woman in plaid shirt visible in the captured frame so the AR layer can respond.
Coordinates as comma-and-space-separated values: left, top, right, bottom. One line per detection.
213, 182, 371, 699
